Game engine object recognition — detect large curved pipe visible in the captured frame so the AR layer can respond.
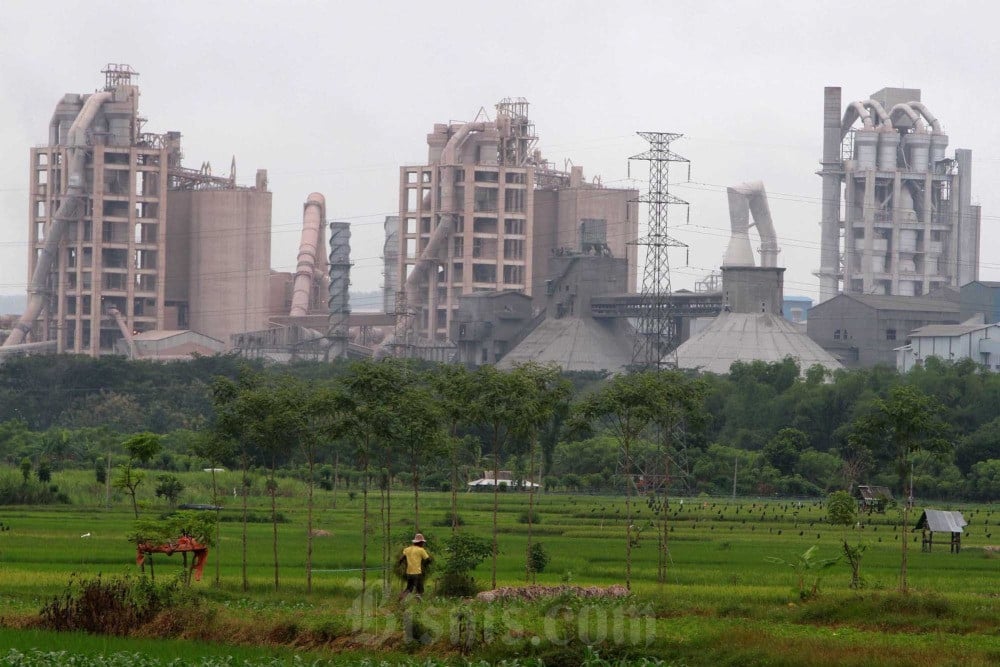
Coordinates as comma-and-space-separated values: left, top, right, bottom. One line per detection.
107, 307, 139, 359
725, 181, 780, 268
907, 100, 941, 132
4, 92, 113, 348
863, 99, 891, 127
840, 101, 874, 136
290, 193, 325, 317
888, 103, 927, 132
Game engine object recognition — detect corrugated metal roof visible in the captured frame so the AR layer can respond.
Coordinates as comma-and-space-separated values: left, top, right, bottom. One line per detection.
911, 322, 999, 338
916, 509, 967, 533
847, 294, 960, 313
673, 312, 842, 375
858, 485, 893, 501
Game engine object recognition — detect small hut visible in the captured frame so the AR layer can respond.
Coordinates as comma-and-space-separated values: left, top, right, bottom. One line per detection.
915, 509, 967, 553
856, 485, 893, 514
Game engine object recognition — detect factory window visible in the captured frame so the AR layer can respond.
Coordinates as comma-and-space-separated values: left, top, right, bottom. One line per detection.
407, 171, 418, 184
475, 170, 499, 183
474, 187, 498, 212
65, 297, 76, 315
135, 249, 157, 270
405, 217, 416, 234
83, 221, 92, 242
104, 169, 129, 196
36, 201, 46, 219
102, 200, 130, 218
454, 169, 464, 183
504, 188, 525, 213
35, 222, 45, 242
66, 273, 77, 290
422, 171, 432, 183
472, 264, 496, 283
135, 274, 157, 293
834, 329, 841, 340
472, 237, 497, 259
473, 217, 497, 234
136, 223, 157, 244
436, 309, 448, 329
406, 237, 417, 257
503, 265, 524, 285
504, 239, 524, 259
104, 152, 129, 165
103, 222, 128, 244
505, 172, 526, 185
454, 216, 464, 232
81, 326, 90, 349
103, 273, 126, 291
452, 236, 463, 257
82, 296, 92, 315
36, 169, 48, 186
886, 329, 897, 341
421, 217, 432, 234
102, 248, 128, 269
137, 202, 159, 219
420, 187, 431, 208
452, 263, 464, 283
66, 248, 77, 268
37, 153, 48, 167
504, 218, 524, 235
82, 248, 93, 268
406, 188, 418, 212
81, 273, 92, 290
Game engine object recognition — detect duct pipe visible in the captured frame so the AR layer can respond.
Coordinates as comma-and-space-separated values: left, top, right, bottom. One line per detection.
907, 101, 941, 132
107, 308, 139, 359
725, 182, 780, 268
4, 92, 112, 348
290, 193, 325, 317
863, 99, 892, 127
888, 104, 927, 132
840, 101, 874, 137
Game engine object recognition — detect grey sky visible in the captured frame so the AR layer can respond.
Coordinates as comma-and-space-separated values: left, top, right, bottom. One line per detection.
2, 0, 998, 304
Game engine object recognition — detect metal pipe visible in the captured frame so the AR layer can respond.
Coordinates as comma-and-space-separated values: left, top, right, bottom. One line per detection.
888, 103, 927, 132
841, 101, 874, 136
906, 101, 941, 132
290, 193, 325, 317
107, 307, 139, 359
725, 182, 780, 268
4, 92, 113, 348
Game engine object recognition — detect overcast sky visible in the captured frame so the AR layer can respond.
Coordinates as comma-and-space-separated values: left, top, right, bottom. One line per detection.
2, 0, 998, 306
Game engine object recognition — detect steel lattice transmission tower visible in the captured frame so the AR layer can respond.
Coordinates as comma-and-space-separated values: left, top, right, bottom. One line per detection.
630, 132, 690, 370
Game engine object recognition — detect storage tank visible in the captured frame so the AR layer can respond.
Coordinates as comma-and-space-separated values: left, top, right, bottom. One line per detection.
179, 187, 273, 345
854, 129, 878, 169
877, 128, 899, 170
929, 132, 949, 165
899, 230, 918, 252
906, 132, 931, 172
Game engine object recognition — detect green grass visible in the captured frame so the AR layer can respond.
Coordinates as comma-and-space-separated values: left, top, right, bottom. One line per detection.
0, 478, 997, 665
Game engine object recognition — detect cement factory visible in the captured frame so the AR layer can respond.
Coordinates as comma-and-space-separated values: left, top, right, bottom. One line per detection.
2, 67, 997, 374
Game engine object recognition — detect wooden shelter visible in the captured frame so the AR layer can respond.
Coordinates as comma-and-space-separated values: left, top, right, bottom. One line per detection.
856, 485, 893, 514
916, 509, 967, 553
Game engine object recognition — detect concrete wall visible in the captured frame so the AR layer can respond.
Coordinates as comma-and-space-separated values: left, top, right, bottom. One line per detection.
722, 267, 784, 315
961, 282, 1000, 324
185, 189, 272, 345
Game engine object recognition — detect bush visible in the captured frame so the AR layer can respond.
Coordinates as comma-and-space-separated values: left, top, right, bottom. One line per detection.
39, 573, 187, 635
437, 532, 493, 598
527, 542, 549, 574
517, 510, 542, 524
436, 571, 479, 598
432, 512, 465, 527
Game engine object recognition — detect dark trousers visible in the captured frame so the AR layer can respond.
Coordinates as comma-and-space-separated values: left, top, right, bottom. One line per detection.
404, 573, 425, 596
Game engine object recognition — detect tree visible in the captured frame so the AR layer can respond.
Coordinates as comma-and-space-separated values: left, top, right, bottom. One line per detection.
113, 433, 162, 519
571, 371, 674, 591
395, 379, 445, 533
763, 428, 808, 475
428, 364, 478, 533
468, 365, 534, 590
189, 429, 233, 587
19, 458, 31, 483
847, 385, 950, 593
154, 474, 185, 508
827, 490, 865, 589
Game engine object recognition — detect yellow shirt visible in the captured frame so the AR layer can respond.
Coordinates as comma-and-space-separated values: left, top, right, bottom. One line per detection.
401, 545, 429, 575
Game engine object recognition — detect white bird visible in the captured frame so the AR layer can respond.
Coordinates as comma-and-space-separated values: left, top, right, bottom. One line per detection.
80, 533, 91, 538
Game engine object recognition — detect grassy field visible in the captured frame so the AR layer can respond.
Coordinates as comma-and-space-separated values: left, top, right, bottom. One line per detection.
0, 469, 996, 665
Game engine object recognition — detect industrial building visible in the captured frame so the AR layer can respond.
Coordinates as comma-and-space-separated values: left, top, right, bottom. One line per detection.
3, 65, 330, 360
387, 98, 638, 357
896, 316, 1000, 373
818, 87, 980, 303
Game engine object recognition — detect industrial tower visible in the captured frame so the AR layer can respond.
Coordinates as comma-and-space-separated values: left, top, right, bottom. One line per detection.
818, 87, 980, 303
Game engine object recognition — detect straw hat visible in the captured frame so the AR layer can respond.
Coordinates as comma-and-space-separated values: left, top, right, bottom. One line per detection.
412, 533, 426, 544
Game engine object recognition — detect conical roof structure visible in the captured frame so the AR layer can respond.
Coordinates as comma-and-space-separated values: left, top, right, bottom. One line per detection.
674, 311, 841, 374
497, 317, 633, 373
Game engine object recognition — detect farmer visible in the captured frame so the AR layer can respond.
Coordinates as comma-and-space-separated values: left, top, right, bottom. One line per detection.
399, 532, 431, 600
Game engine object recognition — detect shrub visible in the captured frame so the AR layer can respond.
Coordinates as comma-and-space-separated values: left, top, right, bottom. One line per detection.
517, 510, 542, 524
39, 573, 186, 635
432, 512, 465, 527
527, 542, 550, 574
436, 532, 493, 598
